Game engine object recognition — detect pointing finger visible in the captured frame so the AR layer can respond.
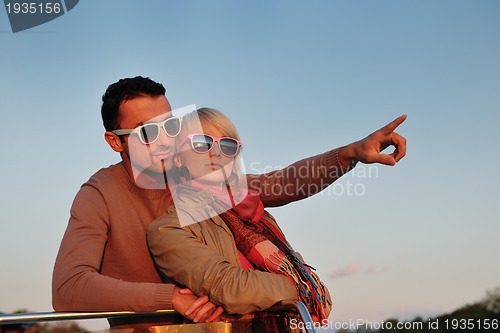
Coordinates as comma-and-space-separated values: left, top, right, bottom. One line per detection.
380, 114, 407, 135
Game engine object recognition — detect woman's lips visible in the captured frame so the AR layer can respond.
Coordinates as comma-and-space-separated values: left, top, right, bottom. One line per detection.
208, 163, 224, 169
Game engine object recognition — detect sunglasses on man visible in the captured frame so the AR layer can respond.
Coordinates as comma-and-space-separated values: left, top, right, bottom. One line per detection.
112, 117, 182, 145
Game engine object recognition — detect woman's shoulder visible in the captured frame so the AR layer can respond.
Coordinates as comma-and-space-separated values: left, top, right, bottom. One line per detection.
150, 188, 217, 231
174, 187, 230, 225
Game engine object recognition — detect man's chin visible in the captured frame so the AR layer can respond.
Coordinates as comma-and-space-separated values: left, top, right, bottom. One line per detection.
131, 161, 174, 189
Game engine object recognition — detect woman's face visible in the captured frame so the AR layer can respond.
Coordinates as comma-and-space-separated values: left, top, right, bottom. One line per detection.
177, 124, 236, 185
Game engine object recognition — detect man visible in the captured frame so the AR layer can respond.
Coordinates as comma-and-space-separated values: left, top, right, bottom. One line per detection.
52, 76, 407, 323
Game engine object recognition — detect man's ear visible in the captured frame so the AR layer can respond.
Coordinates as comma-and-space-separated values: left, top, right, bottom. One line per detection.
104, 131, 124, 152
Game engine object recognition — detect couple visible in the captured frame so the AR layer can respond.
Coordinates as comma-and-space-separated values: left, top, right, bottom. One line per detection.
52, 76, 407, 328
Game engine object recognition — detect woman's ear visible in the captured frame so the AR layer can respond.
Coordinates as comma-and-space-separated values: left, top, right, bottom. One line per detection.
104, 131, 124, 152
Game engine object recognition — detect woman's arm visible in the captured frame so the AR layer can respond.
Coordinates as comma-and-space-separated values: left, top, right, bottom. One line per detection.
147, 214, 298, 315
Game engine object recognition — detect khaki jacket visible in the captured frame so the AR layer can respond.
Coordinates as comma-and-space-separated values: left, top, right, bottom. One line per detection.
147, 189, 331, 315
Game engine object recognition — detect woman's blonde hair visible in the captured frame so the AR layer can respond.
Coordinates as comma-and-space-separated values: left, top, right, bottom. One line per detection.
180, 107, 241, 141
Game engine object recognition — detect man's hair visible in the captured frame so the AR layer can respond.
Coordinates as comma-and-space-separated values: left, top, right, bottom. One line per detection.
101, 76, 166, 131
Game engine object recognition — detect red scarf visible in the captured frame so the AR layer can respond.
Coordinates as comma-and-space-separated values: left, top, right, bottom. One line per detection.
212, 193, 326, 322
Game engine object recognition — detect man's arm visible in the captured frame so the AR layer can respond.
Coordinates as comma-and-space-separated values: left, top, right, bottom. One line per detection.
246, 148, 350, 207
52, 185, 175, 312
248, 115, 407, 207
52, 185, 220, 320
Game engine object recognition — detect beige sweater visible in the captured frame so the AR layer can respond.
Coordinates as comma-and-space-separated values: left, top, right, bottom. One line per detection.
52, 148, 348, 311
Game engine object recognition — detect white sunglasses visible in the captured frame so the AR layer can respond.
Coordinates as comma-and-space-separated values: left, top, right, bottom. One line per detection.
112, 116, 182, 145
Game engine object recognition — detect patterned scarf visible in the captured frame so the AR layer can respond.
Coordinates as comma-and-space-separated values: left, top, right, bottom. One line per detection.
211, 192, 326, 322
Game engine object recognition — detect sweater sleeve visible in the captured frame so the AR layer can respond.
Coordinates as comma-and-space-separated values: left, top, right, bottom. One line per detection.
147, 216, 298, 315
246, 147, 353, 207
52, 185, 174, 312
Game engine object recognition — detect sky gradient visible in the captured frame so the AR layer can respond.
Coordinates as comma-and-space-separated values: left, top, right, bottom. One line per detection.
1, 1, 499, 331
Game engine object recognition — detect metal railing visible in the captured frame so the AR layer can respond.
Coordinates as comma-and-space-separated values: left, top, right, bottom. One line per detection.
0, 301, 318, 333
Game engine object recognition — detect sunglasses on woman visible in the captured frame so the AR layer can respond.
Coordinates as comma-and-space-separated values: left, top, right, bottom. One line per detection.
112, 117, 182, 145
187, 134, 242, 157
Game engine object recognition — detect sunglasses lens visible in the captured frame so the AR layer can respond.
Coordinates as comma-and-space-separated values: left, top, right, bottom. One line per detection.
139, 124, 160, 144
192, 135, 213, 153
220, 138, 239, 157
164, 117, 181, 137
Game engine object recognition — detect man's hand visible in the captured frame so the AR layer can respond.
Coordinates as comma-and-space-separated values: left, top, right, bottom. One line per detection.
172, 286, 224, 323
339, 114, 407, 167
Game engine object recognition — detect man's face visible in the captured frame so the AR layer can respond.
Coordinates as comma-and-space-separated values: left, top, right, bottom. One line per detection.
117, 95, 175, 187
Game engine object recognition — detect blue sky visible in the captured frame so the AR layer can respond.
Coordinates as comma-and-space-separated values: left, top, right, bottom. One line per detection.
1, 0, 499, 330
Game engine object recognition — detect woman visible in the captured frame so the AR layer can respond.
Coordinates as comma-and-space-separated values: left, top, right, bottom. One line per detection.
147, 108, 331, 331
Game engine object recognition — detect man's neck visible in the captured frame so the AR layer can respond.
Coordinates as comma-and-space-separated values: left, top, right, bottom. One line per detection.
120, 159, 172, 192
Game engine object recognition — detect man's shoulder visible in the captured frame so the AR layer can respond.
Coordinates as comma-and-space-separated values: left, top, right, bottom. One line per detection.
70, 163, 127, 212
83, 163, 126, 190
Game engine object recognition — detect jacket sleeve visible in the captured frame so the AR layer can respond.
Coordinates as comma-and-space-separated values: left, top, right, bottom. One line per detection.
52, 185, 174, 311
246, 148, 353, 207
147, 216, 298, 315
